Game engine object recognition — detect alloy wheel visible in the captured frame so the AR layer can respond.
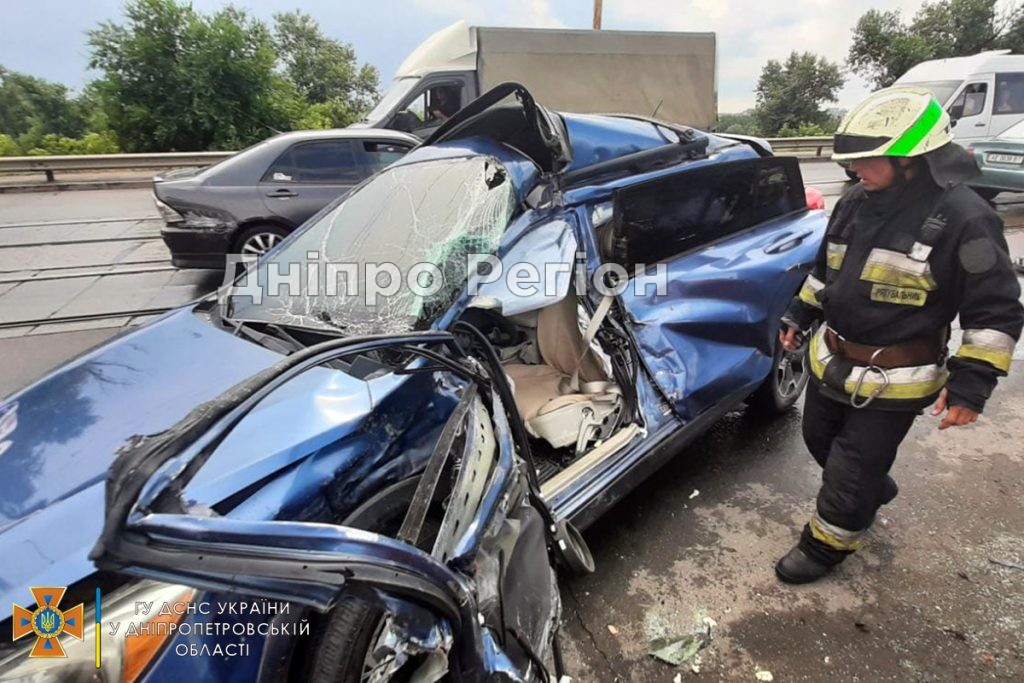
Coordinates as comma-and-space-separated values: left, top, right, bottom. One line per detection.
241, 231, 283, 256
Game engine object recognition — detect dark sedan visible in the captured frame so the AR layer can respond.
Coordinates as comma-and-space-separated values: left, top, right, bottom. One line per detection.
154, 129, 420, 268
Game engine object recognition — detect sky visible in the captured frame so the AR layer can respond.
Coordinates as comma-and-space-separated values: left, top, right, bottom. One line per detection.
0, 0, 1012, 113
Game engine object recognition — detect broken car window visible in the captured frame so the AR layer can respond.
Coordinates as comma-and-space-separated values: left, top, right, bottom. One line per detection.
229, 156, 516, 336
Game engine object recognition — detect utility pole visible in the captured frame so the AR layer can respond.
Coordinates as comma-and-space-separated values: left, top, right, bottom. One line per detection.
593, 0, 603, 30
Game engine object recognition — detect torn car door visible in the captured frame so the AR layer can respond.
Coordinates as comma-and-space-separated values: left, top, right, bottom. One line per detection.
610, 157, 826, 420
89, 332, 565, 681
423, 82, 573, 174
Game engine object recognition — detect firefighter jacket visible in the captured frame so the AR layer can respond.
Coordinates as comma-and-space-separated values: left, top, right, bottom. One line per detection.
785, 171, 1023, 412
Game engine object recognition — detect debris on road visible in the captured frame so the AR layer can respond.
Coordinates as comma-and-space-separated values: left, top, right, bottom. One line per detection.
755, 669, 774, 681
689, 489, 700, 499
607, 624, 619, 636
647, 612, 715, 667
988, 557, 1024, 571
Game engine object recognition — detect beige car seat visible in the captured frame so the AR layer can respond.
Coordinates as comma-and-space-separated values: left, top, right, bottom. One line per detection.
503, 292, 621, 451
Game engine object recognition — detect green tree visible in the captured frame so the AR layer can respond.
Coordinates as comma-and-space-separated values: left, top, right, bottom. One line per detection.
849, 0, 1024, 89
88, 0, 293, 151
754, 52, 844, 136
716, 109, 761, 135
273, 11, 379, 127
0, 67, 91, 144
0, 133, 21, 156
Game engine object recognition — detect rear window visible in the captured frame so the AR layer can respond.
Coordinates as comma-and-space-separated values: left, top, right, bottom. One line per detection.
613, 158, 806, 268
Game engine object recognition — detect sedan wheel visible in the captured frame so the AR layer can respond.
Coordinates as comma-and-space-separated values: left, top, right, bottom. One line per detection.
775, 346, 808, 403
749, 330, 811, 414
241, 231, 284, 256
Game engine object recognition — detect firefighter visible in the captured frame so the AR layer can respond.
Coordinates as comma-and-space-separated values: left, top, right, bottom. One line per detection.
775, 86, 1024, 584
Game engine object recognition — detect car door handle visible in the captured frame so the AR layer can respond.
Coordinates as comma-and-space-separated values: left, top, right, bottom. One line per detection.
765, 230, 813, 254
974, 122, 985, 127
266, 189, 298, 198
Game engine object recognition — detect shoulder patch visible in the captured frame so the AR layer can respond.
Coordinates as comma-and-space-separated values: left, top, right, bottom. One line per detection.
958, 237, 997, 274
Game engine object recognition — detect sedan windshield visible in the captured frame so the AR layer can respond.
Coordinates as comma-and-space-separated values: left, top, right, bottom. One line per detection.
227, 155, 516, 335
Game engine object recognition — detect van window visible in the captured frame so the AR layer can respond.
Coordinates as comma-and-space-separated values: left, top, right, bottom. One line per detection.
995, 74, 1024, 115
949, 83, 988, 119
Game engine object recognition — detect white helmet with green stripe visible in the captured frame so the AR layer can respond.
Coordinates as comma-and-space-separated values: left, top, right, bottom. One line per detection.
832, 86, 952, 161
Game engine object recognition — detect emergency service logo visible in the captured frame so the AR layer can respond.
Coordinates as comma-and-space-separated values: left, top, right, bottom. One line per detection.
11, 587, 84, 657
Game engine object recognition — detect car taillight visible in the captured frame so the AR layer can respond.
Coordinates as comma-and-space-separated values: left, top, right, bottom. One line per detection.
805, 186, 825, 210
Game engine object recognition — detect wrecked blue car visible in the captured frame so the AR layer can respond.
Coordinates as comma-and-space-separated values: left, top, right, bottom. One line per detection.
0, 85, 826, 681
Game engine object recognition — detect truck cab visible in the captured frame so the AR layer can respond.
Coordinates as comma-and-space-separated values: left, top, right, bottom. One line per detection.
351, 21, 717, 139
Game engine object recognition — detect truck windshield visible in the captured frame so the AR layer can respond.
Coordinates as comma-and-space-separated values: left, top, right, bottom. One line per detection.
227, 155, 516, 336
362, 77, 420, 125
901, 80, 963, 106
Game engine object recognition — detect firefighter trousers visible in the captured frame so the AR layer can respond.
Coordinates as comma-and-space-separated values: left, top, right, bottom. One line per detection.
798, 380, 919, 566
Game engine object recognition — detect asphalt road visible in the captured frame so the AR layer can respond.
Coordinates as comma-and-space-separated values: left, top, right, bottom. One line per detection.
0, 162, 1022, 680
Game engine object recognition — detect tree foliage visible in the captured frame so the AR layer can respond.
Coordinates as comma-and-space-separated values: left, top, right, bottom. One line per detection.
75, 0, 380, 152
849, 0, 1024, 89
274, 11, 379, 127
755, 52, 844, 136
87, 0, 293, 152
0, 67, 93, 149
716, 109, 761, 135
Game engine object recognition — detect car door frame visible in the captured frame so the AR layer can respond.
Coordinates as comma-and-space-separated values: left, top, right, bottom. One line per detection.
948, 74, 995, 143
606, 155, 824, 422
258, 137, 366, 227
383, 72, 477, 139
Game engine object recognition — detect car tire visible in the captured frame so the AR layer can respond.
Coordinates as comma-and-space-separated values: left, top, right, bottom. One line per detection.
232, 224, 290, 258
296, 479, 443, 683
748, 330, 810, 414
302, 598, 387, 683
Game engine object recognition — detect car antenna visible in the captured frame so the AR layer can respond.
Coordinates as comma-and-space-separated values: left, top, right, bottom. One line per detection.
651, 99, 664, 119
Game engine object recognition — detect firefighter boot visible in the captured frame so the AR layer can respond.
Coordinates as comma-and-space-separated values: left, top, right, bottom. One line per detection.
775, 545, 832, 584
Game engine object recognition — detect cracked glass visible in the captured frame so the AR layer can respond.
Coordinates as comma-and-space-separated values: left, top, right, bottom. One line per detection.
227, 155, 516, 336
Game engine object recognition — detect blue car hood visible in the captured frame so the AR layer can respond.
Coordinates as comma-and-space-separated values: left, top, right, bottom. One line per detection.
0, 309, 378, 620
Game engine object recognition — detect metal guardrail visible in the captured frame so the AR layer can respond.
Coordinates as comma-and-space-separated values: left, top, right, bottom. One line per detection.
768, 136, 834, 157
0, 136, 834, 183
0, 152, 233, 182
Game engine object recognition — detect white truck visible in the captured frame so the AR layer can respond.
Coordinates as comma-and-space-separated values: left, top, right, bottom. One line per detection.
352, 21, 717, 139
895, 49, 1024, 145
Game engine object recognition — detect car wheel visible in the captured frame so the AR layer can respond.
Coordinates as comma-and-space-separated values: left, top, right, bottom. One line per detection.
233, 224, 289, 257
297, 481, 442, 683
302, 598, 389, 683
749, 331, 810, 414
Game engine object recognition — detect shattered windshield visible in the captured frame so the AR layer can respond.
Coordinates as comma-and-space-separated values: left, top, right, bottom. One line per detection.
227, 155, 516, 336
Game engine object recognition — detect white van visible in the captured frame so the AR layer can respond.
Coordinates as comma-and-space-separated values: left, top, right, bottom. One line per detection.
895, 50, 1024, 145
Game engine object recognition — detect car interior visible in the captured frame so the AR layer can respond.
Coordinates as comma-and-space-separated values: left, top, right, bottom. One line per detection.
457, 279, 641, 490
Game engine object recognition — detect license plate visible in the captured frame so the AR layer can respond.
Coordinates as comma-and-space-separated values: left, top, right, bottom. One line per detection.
986, 152, 1024, 164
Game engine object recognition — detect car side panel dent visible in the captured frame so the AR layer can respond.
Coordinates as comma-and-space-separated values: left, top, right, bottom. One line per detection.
622, 210, 826, 420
